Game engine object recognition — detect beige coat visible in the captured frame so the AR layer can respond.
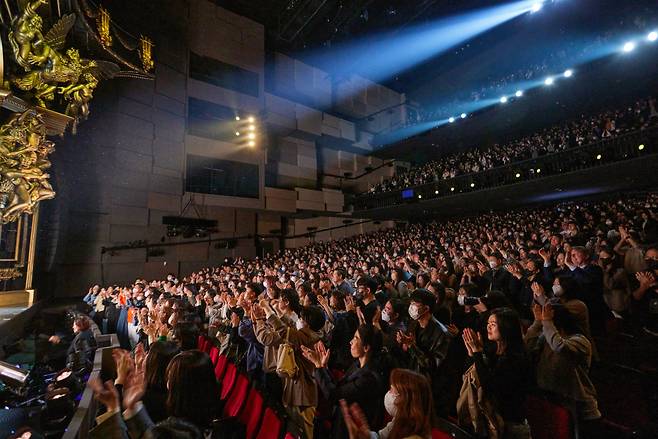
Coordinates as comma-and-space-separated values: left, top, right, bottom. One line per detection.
255, 314, 320, 408
456, 363, 504, 439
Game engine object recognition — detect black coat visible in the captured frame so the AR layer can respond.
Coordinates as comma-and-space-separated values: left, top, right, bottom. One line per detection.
315, 362, 384, 438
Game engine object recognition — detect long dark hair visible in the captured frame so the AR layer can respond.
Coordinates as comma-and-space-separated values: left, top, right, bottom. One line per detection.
356, 325, 383, 364
280, 288, 302, 314
144, 341, 180, 391
388, 368, 434, 439
166, 350, 220, 427
489, 307, 526, 355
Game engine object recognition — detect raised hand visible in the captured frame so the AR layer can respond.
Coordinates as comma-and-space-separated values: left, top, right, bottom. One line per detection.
356, 306, 366, 326
315, 341, 331, 368
531, 282, 547, 305
134, 343, 146, 374
339, 400, 371, 439
372, 307, 382, 330
636, 271, 657, 289
301, 345, 322, 368
88, 377, 120, 412
122, 368, 146, 412
345, 296, 356, 313
461, 328, 483, 356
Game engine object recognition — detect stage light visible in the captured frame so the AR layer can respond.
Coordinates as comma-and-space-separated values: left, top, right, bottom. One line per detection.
500, 96, 508, 104
248, 125, 255, 131
596, 154, 602, 160
235, 116, 240, 121
450, 187, 455, 192
248, 141, 255, 147
563, 69, 573, 78
515, 172, 521, 178
544, 77, 554, 86
248, 132, 255, 139
470, 182, 475, 187
418, 194, 422, 199
530, 2, 542, 13
235, 131, 240, 136
449, 116, 455, 123
248, 116, 255, 123
622, 41, 636, 53
648, 31, 657, 42
460, 113, 467, 119
515, 90, 523, 97
638, 144, 645, 150
536, 168, 541, 173
435, 190, 439, 194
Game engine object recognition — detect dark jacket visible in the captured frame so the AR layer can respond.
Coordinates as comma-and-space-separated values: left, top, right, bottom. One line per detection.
471, 349, 532, 423
315, 362, 384, 438
67, 329, 97, 358
89, 406, 205, 439
567, 264, 608, 335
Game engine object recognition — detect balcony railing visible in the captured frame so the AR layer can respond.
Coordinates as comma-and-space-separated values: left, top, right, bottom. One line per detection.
350, 126, 658, 211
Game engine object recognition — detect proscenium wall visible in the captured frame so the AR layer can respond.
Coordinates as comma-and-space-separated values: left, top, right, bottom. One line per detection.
35, 0, 397, 297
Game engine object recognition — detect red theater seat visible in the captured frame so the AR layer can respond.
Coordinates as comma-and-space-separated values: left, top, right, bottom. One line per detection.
223, 373, 249, 418
526, 394, 574, 439
214, 354, 229, 381
255, 407, 282, 439
220, 362, 238, 400
238, 388, 264, 439
209, 346, 220, 365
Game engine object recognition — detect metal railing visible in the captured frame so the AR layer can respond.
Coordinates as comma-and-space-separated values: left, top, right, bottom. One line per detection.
350, 126, 658, 211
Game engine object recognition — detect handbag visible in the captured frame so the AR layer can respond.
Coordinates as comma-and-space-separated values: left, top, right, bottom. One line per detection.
276, 327, 298, 378
456, 363, 505, 439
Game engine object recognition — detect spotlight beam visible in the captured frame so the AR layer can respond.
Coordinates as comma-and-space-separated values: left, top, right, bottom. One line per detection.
306, 1, 541, 84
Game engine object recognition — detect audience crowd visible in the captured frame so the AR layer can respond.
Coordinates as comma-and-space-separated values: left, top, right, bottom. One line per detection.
370, 96, 658, 195
84, 192, 658, 439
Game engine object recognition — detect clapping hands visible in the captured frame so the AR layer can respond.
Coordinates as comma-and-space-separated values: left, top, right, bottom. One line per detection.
301, 340, 331, 369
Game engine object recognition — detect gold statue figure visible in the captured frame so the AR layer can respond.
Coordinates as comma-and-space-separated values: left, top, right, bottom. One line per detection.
8, 0, 119, 129
0, 111, 56, 224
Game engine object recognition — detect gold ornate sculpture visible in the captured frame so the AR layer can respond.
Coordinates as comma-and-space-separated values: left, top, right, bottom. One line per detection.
139, 36, 154, 72
0, 111, 55, 224
96, 6, 113, 48
8, 0, 120, 130
0, 267, 23, 281
0, 0, 154, 300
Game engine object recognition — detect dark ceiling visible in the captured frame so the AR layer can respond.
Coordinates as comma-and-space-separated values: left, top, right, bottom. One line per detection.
218, 0, 658, 102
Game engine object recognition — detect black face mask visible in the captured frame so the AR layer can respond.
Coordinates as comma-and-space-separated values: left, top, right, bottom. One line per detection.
599, 257, 612, 265
646, 259, 658, 271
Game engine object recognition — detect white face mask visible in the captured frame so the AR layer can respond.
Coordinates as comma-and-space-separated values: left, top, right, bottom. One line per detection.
384, 390, 398, 417
408, 304, 421, 320
295, 319, 305, 330
381, 310, 391, 322
552, 285, 564, 296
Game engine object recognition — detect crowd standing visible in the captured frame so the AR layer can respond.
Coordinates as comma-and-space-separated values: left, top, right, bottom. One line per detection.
84, 192, 658, 439
370, 97, 658, 195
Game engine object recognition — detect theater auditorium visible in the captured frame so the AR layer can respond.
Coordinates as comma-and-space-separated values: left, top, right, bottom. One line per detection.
0, 0, 657, 438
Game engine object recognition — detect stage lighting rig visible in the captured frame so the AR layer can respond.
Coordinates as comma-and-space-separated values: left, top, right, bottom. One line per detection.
622, 41, 636, 53
500, 96, 508, 104
515, 90, 523, 97
544, 77, 554, 85
563, 69, 573, 78
530, 2, 543, 13
648, 31, 657, 42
